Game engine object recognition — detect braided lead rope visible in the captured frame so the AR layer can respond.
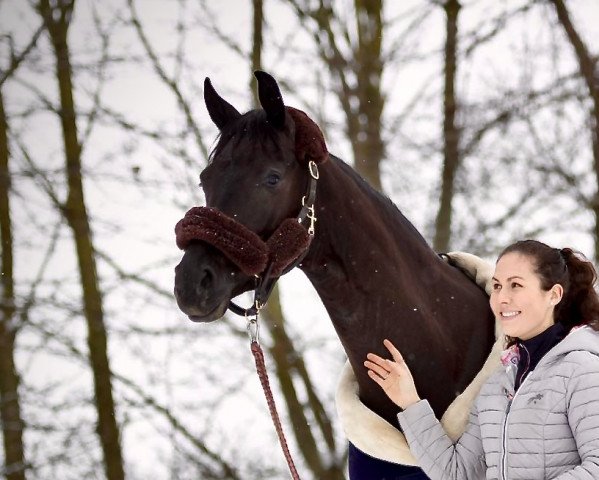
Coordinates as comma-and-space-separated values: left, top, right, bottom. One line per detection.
250, 341, 301, 480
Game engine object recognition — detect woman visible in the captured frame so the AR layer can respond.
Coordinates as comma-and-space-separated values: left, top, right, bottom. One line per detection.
365, 240, 599, 479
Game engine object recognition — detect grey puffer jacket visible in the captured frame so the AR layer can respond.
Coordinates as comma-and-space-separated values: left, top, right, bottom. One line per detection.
398, 326, 599, 480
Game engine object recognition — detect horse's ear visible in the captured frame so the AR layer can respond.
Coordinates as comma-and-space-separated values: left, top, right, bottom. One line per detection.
204, 78, 241, 130
254, 71, 286, 129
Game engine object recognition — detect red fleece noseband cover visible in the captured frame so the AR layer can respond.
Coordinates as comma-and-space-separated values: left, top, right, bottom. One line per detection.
175, 207, 311, 277
266, 218, 311, 276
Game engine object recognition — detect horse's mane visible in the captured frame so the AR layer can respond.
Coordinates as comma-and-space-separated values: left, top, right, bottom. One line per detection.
332, 155, 429, 246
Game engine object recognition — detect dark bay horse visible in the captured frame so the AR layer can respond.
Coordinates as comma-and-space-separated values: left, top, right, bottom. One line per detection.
174, 71, 495, 478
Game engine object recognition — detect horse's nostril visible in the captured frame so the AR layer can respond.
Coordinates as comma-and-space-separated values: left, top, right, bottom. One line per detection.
199, 268, 213, 290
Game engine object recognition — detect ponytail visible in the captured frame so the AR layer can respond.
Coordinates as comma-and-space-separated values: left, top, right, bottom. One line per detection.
556, 248, 599, 331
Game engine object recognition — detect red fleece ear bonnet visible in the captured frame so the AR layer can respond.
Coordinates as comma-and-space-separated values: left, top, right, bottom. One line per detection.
175, 107, 327, 277
286, 106, 328, 166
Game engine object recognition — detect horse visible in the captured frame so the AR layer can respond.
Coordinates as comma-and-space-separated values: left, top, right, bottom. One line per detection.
174, 71, 495, 479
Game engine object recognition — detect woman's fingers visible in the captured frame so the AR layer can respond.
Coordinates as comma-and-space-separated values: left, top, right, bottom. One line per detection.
366, 353, 389, 373
366, 352, 387, 366
364, 359, 388, 379
385, 358, 406, 376
383, 339, 405, 363
366, 341, 411, 383
365, 341, 421, 409
367, 369, 386, 387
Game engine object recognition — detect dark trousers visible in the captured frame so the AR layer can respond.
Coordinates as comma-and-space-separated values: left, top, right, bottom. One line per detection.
348, 443, 430, 480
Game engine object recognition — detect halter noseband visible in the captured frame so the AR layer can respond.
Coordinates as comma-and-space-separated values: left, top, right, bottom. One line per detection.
175, 160, 320, 317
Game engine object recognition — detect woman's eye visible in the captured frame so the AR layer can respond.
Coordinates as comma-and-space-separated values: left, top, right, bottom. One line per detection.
492, 283, 501, 291
265, 172, 281, 186
511, 282, 522, 288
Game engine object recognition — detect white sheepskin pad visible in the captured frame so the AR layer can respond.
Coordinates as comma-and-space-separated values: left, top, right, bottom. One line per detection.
335, 251, 503, 465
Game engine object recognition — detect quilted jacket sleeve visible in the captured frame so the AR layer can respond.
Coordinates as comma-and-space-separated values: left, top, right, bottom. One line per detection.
397, 399, 485, 480
553, 353, 599, 480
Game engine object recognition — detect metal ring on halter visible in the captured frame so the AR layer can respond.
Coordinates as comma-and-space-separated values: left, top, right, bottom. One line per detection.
308, 160, 319, 180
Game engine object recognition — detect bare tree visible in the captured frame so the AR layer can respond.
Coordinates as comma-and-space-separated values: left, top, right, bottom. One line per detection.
549, 0, 599, 259
433, 0, 461, 252
420, 1, 592, 257
36, 1, 125, 478
250, 0, 264, 103
0, 88, 27, 480
286, 0, 385, 189
0, 20, 48, 479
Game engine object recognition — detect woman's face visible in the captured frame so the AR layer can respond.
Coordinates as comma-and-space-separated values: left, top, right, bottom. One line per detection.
490, 252, 562, 340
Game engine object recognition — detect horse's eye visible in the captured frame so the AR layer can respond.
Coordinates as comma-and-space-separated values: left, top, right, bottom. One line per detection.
265, 172, 281, 186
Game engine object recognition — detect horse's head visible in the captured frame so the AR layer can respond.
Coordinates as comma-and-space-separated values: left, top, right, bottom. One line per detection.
174, 71, 328, 322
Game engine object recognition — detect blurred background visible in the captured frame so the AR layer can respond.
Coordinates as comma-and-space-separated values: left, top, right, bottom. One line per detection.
1, 0, 598, 478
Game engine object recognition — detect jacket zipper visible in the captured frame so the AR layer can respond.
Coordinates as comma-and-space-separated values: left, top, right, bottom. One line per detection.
500, 397, 512, 480
500, 374, 530, 479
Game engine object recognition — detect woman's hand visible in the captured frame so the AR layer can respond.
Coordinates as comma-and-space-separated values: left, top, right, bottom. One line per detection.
364, 339, 421, 410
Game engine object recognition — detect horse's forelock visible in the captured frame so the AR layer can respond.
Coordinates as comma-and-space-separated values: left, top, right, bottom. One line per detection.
209, 110, 281, 164
208, 108, 328, 167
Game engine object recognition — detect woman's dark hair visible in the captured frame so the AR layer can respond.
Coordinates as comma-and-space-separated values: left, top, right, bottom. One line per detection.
498, 240, 599, 334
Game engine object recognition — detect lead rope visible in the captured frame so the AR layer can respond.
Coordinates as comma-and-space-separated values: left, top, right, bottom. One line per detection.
247, 315, 301, 480
242, 161, 319, 478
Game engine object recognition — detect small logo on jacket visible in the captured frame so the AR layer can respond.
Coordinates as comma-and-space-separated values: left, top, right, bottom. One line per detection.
528, 393, 544, 404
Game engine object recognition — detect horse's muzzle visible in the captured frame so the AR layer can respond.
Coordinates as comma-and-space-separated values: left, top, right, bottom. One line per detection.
173, 242, 243, 322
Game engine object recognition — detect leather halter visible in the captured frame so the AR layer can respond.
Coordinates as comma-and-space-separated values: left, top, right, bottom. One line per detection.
229, 161, 319, 317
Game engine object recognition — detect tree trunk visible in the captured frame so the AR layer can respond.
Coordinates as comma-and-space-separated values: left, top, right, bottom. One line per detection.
550, 0, 599, 261
249, 3, 344, 477
352, 0, 385, 191
250, 0, 264, 105
0, 87, 27, 480
37, 1, 125, 479
262, 286, 343, 479
299, 0, 385, 190
433, 0, 461, 253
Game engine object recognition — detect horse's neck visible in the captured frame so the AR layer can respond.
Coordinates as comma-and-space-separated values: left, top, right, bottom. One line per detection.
301, 155, 440, 321
300, 155, 494, 425
300, 155, 443, 365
